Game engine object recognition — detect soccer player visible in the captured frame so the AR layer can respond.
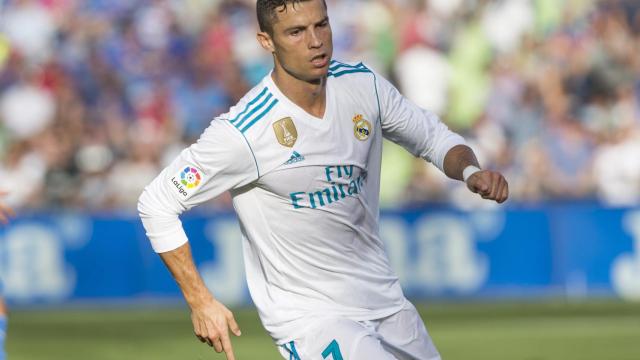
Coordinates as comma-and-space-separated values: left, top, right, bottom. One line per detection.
0, 197, 14, 360
138, 0, 509, 359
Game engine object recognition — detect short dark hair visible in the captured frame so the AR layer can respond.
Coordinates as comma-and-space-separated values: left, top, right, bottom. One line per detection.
256, 0, 326, 35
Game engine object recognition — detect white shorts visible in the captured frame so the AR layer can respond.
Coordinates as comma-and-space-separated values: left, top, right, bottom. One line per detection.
277, 302, 441, 360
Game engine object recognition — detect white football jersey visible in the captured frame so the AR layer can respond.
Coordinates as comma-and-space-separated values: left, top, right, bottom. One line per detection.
138, 60, 465, 344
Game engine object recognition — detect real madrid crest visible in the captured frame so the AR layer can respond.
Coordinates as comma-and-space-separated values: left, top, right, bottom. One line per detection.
353, 114, 372, 141
273, 117, 298, 147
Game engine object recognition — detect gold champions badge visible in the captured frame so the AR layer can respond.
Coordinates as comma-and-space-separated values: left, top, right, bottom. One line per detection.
273, 117, 298, 147
352, 114, 372, 141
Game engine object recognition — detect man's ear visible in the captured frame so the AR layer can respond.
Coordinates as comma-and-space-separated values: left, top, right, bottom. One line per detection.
257, 31, 275, 53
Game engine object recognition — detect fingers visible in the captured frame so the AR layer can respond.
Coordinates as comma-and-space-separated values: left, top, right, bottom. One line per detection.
213, 338, 224, 354
192, 309, 239, 359
220, 330, 236, 360
467, 173, 490, 196
207, 325, 234, 359
193, 318, 215, 348
227, 312, 242, 337
480, 173, 500, 200
477, 180, 491, 196
489, 174, 500, 198
193, 322, 208, 345
470, 171, 509, 203
499, 179, 509, 203
194, 321, 211, 347
205, 321, 223, 353
488, 175, 508, 203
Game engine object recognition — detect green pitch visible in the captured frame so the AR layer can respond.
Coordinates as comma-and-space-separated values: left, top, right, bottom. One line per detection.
6, 300, 640, 360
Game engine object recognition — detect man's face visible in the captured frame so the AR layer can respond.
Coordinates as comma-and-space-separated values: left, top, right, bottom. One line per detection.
261, 0, 333, 82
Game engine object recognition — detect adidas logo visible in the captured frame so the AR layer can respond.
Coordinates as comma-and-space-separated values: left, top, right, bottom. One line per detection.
284, 151, 305, 165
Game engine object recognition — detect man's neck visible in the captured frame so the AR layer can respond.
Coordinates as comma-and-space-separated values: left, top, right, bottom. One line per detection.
272, 67, 327, 119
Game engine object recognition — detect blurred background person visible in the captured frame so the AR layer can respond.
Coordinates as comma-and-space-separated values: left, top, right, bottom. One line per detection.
0, 193, 14, 360
0, 0, 635, 210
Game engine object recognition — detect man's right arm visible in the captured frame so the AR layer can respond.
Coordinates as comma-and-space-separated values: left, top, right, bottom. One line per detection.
138, 120, 258, 253
138, 119, 258, 359
159, 242, 241, 358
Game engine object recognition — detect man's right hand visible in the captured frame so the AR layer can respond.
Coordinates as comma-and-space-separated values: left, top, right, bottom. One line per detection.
191, 297, 242, 360
158, 243, 243, 360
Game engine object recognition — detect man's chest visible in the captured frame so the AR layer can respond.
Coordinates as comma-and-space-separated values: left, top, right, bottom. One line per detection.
251, 90, 380, 208
268, 89, 380, 169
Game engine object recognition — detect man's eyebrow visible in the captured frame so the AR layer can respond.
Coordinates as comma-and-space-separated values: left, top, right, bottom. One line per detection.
283, 16, 329, 32
283, 24, 307, 32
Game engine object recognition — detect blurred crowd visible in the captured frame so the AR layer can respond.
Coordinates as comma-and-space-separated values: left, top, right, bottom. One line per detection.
0, 0, 638, 211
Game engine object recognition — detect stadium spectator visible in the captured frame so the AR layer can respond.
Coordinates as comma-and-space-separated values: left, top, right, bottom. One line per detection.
0, 0, 56, 65
592, 124, 640, 206
0, 0, 638, 209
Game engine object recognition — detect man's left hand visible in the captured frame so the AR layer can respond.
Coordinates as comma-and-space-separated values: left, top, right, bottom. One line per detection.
466, 171, 509, 204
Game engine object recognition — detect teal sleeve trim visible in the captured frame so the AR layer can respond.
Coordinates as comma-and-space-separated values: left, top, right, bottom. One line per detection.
372, 72, 382, 127
328, 68, 372, 78
218, 119, 261, 179
239, 131, 260, 178
329, 60, 367, 71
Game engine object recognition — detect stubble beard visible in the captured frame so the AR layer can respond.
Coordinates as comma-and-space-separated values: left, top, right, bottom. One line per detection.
278, 56, 326, 85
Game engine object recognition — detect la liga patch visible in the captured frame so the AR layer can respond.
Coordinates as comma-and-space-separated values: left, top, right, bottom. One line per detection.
170, 165, 204, 198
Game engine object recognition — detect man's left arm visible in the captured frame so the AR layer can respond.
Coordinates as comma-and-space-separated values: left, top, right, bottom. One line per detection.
442, 144, 509, 203
374, 72, 508, 203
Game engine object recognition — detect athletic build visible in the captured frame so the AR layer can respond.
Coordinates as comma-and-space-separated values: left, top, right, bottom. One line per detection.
138, 1, 508, 359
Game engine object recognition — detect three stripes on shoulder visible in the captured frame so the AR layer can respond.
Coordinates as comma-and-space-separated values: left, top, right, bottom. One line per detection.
328, 60, 372, 77
230, 87, 279, 134
229, 61, 371, 133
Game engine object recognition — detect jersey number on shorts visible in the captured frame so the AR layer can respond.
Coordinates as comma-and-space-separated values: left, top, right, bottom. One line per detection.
322, 339, 344, 360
